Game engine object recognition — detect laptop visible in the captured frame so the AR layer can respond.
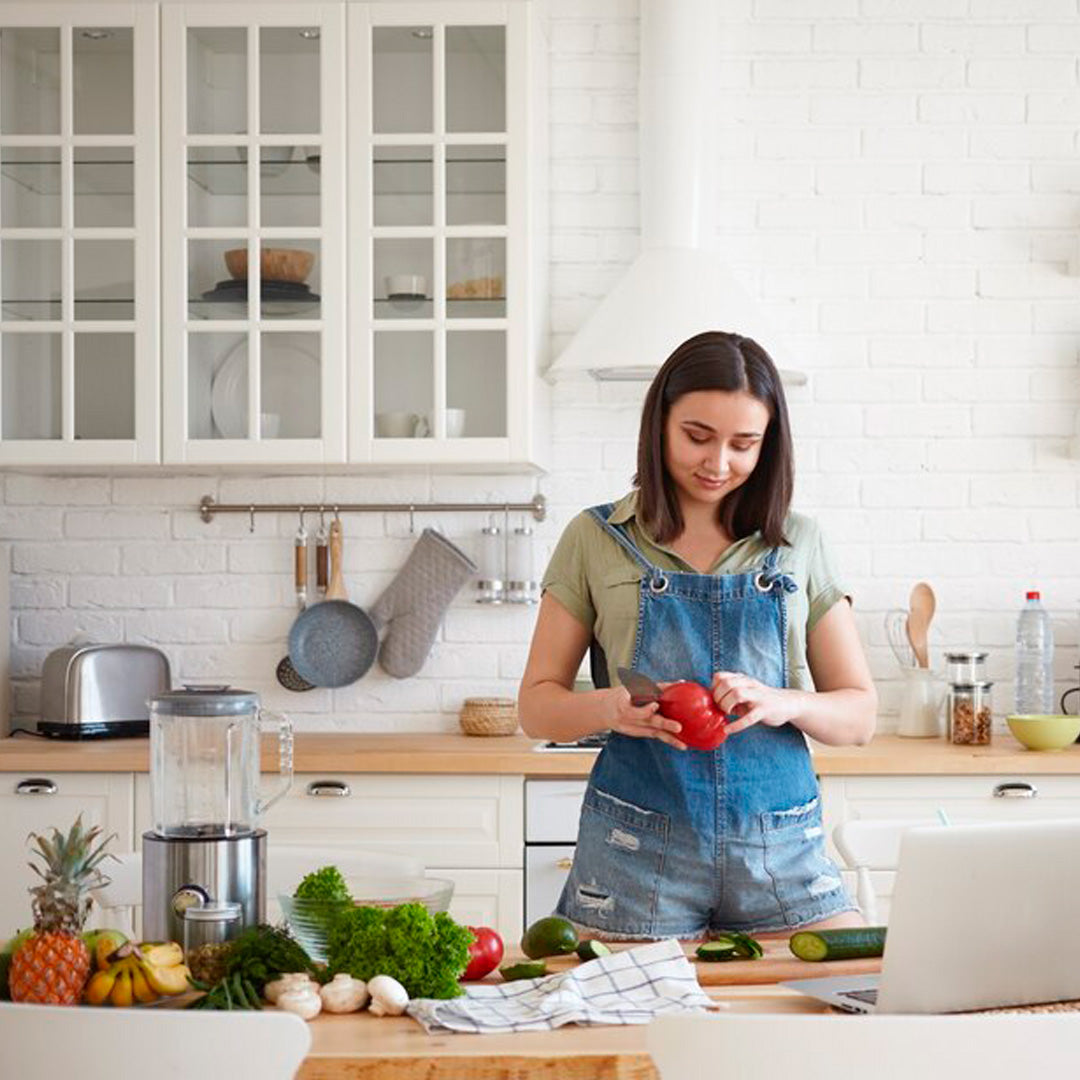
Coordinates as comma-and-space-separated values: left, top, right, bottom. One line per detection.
782, 819, 1080, 1014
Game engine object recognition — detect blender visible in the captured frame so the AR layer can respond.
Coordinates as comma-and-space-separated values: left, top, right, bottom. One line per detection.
142, 686, 293, 943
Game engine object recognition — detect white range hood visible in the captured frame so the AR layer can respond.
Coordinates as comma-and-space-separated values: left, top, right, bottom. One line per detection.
548, 0, 804, 385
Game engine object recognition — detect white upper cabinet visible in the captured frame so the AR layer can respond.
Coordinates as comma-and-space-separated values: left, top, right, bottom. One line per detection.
0, 3, 159, 464
161, 3, 348, 465
349, 3, 548, 468
0, 0, 547, 469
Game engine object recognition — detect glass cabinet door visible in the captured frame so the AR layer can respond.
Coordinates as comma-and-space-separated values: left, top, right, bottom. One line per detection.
354, 11, 510, 460
0, 10, 156, 462
163, 6, 345, 463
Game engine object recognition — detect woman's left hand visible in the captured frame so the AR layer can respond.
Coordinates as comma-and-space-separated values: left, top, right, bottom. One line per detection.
711, 672, 800, 736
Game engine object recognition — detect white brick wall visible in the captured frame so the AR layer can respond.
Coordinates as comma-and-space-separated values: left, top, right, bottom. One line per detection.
5, 1, 1080, 735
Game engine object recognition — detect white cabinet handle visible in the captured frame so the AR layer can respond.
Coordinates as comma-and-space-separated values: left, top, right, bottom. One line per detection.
16, 778, 58, 795
306, 780, 351, 797
993, 781, 1037, 798
556, 857, 573, 870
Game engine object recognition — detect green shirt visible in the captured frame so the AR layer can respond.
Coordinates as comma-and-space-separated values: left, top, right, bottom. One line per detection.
541, 492, 848, 692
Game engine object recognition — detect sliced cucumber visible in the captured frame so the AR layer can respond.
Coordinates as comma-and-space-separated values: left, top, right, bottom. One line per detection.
788, 926, 887, 962
698, 931, 764, 962
499, 961, 549, 982
576, 939, 612, 961
695, 941, 738, 962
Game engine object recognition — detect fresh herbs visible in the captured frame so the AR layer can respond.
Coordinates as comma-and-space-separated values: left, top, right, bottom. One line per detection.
187, 971, 263, 1011
294, 865, 351, 902
223, 924, 318, 992
325, 902, 472, 1000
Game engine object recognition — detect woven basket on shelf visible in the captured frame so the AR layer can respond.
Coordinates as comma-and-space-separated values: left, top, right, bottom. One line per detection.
459, 697, 519, 737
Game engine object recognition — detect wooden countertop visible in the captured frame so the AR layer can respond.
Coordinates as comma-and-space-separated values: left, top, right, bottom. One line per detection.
1, 730, 1079, 776
297, 984, 830, 1080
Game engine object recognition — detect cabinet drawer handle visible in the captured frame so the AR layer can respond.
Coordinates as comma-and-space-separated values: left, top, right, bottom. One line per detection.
556, 857, 573, 870
16, 778, 58, 796
306, 780, 351, 798
993, 782, 1037, 798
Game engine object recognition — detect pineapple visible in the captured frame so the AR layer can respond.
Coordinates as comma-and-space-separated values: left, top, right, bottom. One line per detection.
8, 816, 115, 1005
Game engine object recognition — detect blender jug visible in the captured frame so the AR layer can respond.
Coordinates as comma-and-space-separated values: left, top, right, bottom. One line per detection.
142, 686, 292, 943
149, 685, 292, 836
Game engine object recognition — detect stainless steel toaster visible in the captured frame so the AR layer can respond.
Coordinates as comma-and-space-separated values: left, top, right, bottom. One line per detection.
38, 643, 171, 739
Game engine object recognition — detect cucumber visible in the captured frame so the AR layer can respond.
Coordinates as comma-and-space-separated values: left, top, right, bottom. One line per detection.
695, 941, 739, 962
788, 926, 887, 962
499, 961, 549, 982
696, 932, 763, 962
576, 939, 611, 961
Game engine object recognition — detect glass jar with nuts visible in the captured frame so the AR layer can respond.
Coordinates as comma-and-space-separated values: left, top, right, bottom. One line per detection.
947, 682, 993, 745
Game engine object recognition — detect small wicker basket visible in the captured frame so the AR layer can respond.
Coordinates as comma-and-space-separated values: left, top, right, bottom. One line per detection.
459, 697, 519, 737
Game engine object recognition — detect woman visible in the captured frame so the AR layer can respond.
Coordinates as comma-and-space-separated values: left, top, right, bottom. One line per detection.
518, 331, 876, 941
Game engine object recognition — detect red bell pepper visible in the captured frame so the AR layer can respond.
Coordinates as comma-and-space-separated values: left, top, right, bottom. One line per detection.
658, 681, 728, 751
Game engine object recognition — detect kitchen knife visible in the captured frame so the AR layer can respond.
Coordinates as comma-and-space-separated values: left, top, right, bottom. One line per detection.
617, 666, 662, 706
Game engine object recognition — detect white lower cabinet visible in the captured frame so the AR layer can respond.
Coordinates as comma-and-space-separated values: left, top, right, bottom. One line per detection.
0, 773, 134, 934
137, 773, 525, 941
819, 774, 1080, 922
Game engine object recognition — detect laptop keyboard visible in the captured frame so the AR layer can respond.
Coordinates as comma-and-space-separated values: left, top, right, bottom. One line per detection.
839, 988, 879, 1006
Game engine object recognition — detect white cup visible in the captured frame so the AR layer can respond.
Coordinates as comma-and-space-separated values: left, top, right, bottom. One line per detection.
385, 274, 427, 299
375, 411, 428, 438
445, 408, 466, 438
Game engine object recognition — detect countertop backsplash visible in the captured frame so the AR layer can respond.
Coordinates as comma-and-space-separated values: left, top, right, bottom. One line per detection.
6, 0, 1080, 733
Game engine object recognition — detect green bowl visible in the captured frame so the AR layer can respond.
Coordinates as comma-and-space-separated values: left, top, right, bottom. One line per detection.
1006, 714, 1080, 751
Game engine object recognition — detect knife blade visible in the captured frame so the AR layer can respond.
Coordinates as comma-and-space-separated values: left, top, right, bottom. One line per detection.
617, 666, 662, 706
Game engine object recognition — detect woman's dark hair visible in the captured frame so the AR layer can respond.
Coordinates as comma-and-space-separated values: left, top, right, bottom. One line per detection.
633, 331, 794, 548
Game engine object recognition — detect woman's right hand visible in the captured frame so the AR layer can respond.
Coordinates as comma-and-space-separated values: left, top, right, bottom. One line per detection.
605, 688, 686, 750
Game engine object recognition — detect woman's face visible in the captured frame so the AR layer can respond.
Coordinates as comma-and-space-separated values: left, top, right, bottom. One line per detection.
663, 389, 771, 512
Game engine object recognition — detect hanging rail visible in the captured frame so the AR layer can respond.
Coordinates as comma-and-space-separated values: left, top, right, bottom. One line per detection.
198, 493, 546, 524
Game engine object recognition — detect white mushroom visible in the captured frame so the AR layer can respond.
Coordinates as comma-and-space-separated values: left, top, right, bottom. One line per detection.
319, 972, 369, 1013
264, 972, 318, 1004
276, 983, 323, 1021
367, 974, 409, 1016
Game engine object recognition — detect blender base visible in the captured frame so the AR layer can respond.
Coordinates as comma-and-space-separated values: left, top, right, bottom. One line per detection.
142, 829, 266, 944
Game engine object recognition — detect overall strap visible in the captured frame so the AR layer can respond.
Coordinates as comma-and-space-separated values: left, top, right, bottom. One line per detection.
756, 546, 798, 594
585, 504, 670, 591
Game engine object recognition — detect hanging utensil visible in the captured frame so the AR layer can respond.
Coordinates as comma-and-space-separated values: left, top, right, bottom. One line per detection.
314, 508, 329, 601
294, 509, 309, 610
287, 519, 379, 688
906, 581, 936, 669
885, 610, 917, 668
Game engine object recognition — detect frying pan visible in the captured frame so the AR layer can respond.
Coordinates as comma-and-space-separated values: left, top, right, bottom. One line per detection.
287, 520, 378, 688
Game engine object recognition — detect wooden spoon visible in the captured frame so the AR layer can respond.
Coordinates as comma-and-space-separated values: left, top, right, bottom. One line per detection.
906, 581, 936, 669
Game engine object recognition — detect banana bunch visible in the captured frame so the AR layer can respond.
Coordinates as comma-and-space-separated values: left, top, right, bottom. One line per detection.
84, 940, 192, 1007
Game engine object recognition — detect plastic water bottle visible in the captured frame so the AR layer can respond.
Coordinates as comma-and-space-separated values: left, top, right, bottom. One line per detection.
1015, 591, 1054, 715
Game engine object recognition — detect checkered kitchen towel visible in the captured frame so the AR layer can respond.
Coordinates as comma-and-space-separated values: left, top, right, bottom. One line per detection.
406, 938, 712, 1034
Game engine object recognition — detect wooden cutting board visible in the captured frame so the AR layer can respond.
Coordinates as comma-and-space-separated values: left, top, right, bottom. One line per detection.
510, 939, 882, 987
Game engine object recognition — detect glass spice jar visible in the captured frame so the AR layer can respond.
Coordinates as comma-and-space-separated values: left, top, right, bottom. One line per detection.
945, 651, 988, 686
947, 681, 993, 745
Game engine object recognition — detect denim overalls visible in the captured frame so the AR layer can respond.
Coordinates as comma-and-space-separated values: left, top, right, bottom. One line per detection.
556, 504, 855, 938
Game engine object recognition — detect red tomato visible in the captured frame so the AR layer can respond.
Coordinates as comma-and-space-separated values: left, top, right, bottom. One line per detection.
462, 925, 505, 980
658, 681, 728, 751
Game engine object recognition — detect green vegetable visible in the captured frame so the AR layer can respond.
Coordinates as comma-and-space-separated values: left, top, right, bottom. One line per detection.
222, 924, 318, 992
187, 971, 264, 1011
500, 961, 549, 981
696, 932, 764, 962
326, 902, 472, 1000
294, 864, 351, 902
789, 926, 887, 962
521, 915, 578, 959
576, 939, 611, 961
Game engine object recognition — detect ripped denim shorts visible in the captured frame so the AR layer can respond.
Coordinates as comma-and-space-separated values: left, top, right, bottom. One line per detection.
555, 784, 856, 940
